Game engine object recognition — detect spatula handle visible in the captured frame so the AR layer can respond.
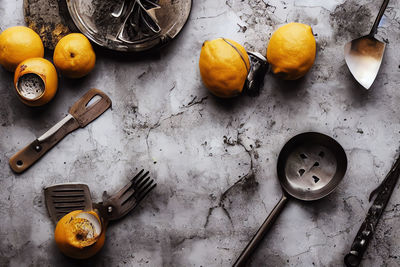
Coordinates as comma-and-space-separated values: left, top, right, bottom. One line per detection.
233, 193, 288, 267
370, 0, 390, 36
9, 114, 79, 173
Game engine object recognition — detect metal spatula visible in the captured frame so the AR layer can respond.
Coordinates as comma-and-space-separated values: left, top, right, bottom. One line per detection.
44, 183, 93, 223
44, 169, 156, 224
344, 0, 389, 89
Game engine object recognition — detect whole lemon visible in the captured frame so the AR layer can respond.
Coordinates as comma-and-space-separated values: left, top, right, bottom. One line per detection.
267, 23, 316, 80
199, 38, 250, 98
55, 210, 105, 259
53, 33, 96, 78
0, 26, 44, 72
14, 58, 58, 107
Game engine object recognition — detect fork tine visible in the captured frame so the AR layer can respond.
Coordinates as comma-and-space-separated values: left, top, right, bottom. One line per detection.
120, 181, 156, 215
132, 171, 149, 186
112, 169, 145, 198
121, 178, 155, 206
119, 188, 135, 205
118, 171, 149, 201
137, 182, 156, 202
136, 179, 155, 198
131, 169, 145, 183
119, 198, 137, 216
135, 177, 151, 191
120, 178, 152, 206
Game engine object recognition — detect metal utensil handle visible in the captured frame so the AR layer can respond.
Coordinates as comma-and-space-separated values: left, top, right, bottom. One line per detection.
233, 193, 288, 267
344, 153, 400, 267
370, 0, 390, 36
9, 115, 79, 173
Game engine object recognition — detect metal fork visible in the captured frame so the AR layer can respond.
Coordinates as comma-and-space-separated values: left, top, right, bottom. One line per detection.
94, 169, 157, 221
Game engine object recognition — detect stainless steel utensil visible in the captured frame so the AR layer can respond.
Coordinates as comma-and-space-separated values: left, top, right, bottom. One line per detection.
344, 152, 400, 267
115, 0, 161, 44
66, 0, 192, 52
344, 0, 389, 89
44, 169, 156, 224
44, 183, 93, 223
9, 89, 112, 173
233, 132, 347, 266
95, 170, 156, 221
244, 51, 269, 97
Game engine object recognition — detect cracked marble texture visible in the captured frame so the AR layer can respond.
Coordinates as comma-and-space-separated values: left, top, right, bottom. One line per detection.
1, 0, 400, 266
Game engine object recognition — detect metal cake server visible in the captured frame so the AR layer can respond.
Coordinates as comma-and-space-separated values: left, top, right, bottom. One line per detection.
344, 152, 400, 267
9, 89, 112, 173
344, 0, 389, 89
44, 169, 156, 224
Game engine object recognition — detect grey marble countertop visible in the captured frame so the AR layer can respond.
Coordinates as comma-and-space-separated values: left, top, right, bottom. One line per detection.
1, 0, 400, 266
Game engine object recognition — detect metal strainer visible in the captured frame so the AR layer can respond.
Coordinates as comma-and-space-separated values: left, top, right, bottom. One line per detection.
234, 132, 347, 266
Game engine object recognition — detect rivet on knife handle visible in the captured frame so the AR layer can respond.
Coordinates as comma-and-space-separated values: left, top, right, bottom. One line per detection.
9, 88, 112, 173
9, 115, 79, 173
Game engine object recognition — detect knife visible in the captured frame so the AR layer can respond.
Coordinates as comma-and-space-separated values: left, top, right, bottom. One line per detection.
344, 151, 400, 266
9, 88, 112, 173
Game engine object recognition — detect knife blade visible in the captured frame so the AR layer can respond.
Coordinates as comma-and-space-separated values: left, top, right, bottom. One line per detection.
9, 88, 112, 173
344, 151, 400, 266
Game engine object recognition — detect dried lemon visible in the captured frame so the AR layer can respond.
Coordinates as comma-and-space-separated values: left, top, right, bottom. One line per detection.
54, 210, 105, 259
199, 38, 250, 98
267, 23, 316, 80
14, 58, 58, 107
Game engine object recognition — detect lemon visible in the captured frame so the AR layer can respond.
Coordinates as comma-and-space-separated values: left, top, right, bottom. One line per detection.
199, 38, 250, 98
267, 23, 316, 80
14, 58, 58, 107
55, 210, 105, 259
53, 33, 96, 78
0, 26, 44, 72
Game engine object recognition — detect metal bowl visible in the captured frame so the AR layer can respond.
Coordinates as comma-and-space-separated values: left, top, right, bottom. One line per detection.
66, 0, 192, 52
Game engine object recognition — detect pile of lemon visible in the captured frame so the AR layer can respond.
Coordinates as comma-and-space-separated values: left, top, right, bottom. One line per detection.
199, 22, 316, 98
0, 26, 96, 106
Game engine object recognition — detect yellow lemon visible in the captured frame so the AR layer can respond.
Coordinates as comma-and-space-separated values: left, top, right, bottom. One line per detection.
0, 26, 44, 72
199, 38, 250, 98
53, 33, 96, 78
267, 23, 316, 80
14, 57, 58, 107
54, 210, 105, 259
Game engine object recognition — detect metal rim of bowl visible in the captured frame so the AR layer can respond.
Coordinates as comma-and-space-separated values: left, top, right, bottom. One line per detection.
65, 0, 193, 52
276, 132, 347, 201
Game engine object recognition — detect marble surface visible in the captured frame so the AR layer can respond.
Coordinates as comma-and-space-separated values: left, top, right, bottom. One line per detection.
1, 0, 400, 266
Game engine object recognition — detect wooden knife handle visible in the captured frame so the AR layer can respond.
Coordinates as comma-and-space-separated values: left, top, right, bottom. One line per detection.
9, 115, 79, 173
10, 139, 54, 173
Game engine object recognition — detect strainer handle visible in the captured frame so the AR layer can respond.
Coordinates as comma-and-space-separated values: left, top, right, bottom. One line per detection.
369, 0, 390, 36
233, 193, 288, 267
